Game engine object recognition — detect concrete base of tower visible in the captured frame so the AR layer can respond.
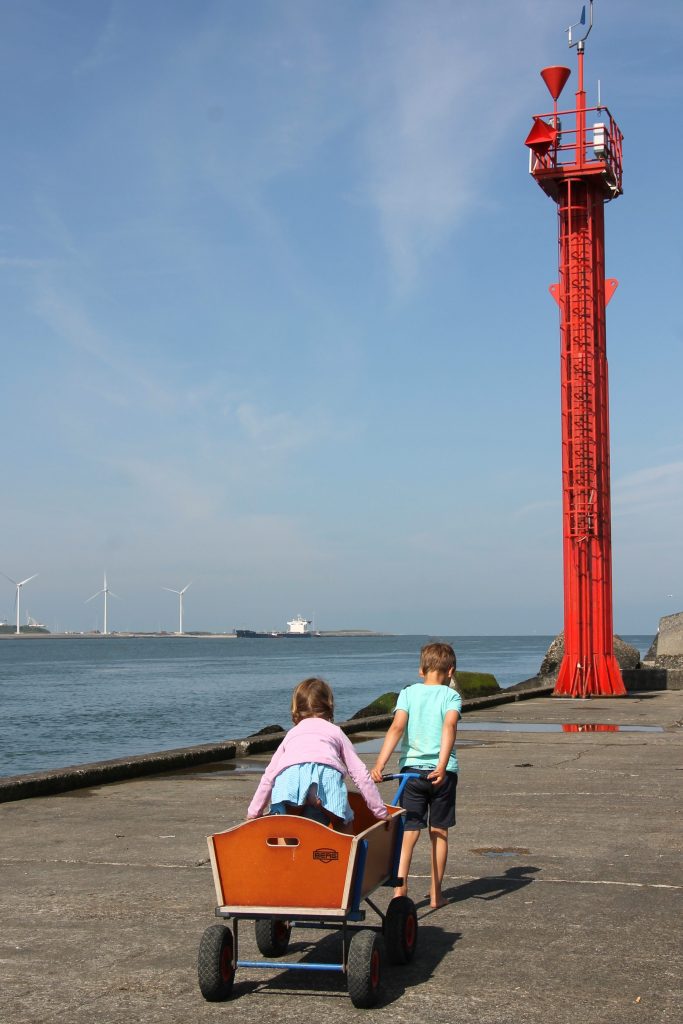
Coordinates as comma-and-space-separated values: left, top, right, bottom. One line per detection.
554, 653, 627, 698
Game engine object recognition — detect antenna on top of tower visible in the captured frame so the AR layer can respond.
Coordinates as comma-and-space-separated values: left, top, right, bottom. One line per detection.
568, 2, 594, 49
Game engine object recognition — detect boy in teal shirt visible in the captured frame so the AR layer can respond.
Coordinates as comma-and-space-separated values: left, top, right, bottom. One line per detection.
371, 642, 461, 908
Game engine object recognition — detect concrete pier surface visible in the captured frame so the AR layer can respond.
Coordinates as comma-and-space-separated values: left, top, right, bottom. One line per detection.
1, 692, 681, 1024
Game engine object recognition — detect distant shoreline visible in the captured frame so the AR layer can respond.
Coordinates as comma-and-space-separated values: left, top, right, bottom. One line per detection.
0, 631, 238, 639
0, 629, 394, 640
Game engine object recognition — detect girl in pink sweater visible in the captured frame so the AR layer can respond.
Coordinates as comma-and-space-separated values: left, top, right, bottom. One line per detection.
247, 677, 389, 827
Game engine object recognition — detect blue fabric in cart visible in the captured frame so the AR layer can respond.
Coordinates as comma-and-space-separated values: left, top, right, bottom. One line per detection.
270, 762, 353, 822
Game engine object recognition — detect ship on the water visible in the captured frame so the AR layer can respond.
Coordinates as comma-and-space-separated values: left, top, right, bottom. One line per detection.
235, 614, 313, 639
286, 615, 312, 635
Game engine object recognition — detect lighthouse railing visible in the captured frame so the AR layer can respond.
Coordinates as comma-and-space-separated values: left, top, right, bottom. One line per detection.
529, 105, 623, 194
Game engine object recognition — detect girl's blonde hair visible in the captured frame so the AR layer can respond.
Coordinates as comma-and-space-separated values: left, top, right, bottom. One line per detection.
291, 677, 334, 724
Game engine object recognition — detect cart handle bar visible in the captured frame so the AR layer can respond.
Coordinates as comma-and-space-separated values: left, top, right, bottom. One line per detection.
381, 771, 422, 803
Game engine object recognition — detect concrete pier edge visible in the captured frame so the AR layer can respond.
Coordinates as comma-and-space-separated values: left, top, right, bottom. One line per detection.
1, 683, 559, 803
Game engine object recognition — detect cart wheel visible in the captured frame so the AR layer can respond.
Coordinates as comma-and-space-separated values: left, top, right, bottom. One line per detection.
198, 924, 235, 1001
254, 918, 292, 957
384, 895, 418, 964
347, 929, 384, 1008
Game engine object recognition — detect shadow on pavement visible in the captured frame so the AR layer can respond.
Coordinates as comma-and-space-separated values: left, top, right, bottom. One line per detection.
383, 924, 461, 1005
228, 923, 461, 1007
444, 864, 541, 903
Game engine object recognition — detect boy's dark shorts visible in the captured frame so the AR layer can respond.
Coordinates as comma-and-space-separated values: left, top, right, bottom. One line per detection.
399, 768, 458, 831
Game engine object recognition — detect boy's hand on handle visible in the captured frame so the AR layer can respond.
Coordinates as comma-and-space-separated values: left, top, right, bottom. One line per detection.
428, 765, 446, 787
370, 712, 407, 786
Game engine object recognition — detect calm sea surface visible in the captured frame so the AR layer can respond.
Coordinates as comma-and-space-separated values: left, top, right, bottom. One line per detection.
0, 634, 653, 777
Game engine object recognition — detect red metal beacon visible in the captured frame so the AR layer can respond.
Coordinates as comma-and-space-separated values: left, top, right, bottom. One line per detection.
524, 2, 626, 698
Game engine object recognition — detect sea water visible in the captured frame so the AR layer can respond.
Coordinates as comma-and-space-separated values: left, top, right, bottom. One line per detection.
0, 634, 653, 777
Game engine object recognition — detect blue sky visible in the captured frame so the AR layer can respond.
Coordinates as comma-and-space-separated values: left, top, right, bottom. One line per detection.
0, 0, 681, 635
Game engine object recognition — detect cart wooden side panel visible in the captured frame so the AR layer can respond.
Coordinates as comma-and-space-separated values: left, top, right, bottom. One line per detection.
208, 802, 404, 914
209, 816, 353, 911
341, 795, 404, 907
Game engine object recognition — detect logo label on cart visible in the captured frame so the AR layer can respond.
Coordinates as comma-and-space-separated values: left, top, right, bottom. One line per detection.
313, 847, 339, 864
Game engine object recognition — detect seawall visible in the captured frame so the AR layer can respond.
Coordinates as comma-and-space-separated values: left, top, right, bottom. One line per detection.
0, 683, 553, 803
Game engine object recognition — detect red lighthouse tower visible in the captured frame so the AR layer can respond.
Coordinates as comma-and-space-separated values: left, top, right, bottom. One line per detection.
525, 3, 626, 698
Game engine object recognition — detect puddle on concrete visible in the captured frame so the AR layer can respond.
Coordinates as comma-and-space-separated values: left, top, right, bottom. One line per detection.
459, 721, 663, 734
153, 721, 665, 780
157, 760, 262, 780
355, 738, 486, 754
355, 724, 662, 753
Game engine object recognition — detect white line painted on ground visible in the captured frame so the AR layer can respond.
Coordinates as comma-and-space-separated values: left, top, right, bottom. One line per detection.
3, 858, 680, 889
410, 873, 682, 890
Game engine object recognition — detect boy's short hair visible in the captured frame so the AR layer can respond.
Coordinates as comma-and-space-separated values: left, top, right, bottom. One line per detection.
291, 677, 334, 724
420, 642, 457, 679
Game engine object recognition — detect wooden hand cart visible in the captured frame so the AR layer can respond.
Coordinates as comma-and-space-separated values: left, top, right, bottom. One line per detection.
198, 774, 419, 1008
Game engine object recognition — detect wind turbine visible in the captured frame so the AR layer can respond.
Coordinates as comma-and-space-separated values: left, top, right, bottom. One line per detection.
162, 582, 192, 635
0, 571, 39, 634
86, 573, 119, 635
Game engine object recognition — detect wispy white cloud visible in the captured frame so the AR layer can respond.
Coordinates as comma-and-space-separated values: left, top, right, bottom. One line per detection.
600, 0, 683, 102
617, 462, 683, 489
137, 1, 558, 295
32, 196, 84, 262
98, 451, 332, 572
234, 394, 361, 451
613, 461, 683, 516
139, 4, 347, 209
356, 1, 557, 287
74, 1, 124, 77
32, 283, 350, 466
511, 462, 683, 522
34, 286, 175, 411
55, 3, 562, 306
111, 455, 221, 522
0, 255, 56, 270
514, 498, 560, 518
235, 402, 313, 453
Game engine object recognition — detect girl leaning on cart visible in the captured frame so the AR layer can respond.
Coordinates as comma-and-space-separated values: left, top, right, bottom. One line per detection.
247, 677, 389, 829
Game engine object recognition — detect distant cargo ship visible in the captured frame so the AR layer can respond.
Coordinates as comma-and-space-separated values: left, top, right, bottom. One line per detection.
285, 615, 312, 635
235, 615, 313, 639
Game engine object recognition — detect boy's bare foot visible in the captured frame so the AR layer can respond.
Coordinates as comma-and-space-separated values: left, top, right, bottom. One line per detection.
430, 895, 449, 909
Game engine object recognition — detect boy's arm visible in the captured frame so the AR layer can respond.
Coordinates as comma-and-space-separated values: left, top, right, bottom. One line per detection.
427, 710, 459, 787
370, 710, 408, 781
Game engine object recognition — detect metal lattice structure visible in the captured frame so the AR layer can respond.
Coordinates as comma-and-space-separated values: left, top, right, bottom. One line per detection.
524, 6, 626, 697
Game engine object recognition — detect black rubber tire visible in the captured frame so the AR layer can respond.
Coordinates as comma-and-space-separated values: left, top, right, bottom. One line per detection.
197, 924, 235, 1001
347, 929, 384, 1008
254, 918, 292, 957
384, 895, 418, 964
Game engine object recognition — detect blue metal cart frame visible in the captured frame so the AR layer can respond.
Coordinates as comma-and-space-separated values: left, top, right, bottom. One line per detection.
198, 773, 421, 1008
